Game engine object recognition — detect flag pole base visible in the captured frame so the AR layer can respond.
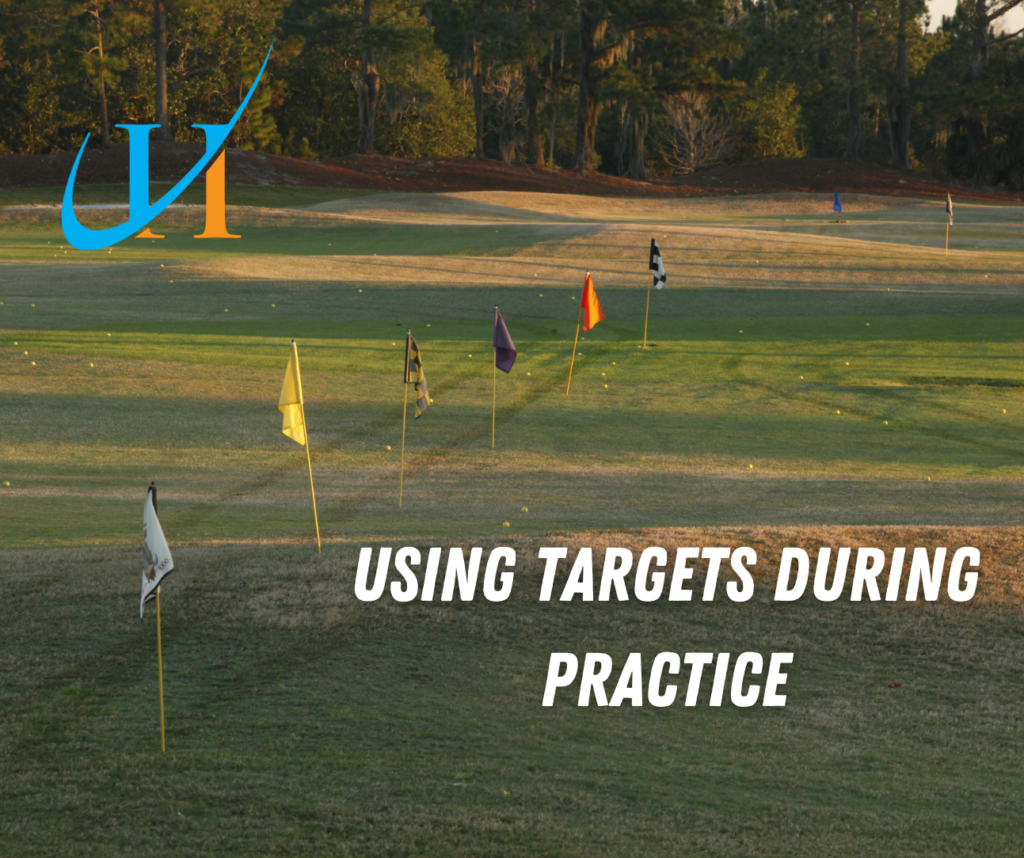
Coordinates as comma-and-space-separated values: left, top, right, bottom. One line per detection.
156, 586, 166, 753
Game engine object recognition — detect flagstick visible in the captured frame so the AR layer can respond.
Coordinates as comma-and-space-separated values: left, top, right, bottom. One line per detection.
945, 220, 950, 257
301, 413, 322, 553
155, 586, 166, 753
491, 357, 497, 449
399, 382, 409, 507
643, 277, 652, 348
565, 301, 584, 395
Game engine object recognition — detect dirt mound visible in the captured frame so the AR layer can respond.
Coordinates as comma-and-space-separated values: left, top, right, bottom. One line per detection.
1, 143, 1018, 203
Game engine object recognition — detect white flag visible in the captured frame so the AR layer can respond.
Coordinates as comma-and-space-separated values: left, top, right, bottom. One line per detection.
141, 485, 174, 618
649, 238, 667, 290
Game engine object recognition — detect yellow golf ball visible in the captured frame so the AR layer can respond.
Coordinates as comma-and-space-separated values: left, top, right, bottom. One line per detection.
521, 507, 528, 513
502, 521, 510, 527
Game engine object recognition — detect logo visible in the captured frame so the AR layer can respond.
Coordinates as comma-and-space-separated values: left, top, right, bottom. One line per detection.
62, 45, 272, 251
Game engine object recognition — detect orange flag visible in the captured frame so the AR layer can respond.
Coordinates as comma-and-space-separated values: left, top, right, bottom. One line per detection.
581, 273, 605, 332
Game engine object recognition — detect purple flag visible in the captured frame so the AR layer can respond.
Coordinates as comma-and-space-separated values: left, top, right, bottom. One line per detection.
493, 307, 517, 373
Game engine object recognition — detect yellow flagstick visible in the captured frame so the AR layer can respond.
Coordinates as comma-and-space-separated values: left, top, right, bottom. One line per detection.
491, 358, 497, 448
290, 341, 321, 552
566, 275, 586, 395
399, 381, 409, 507
155, 586, 166, 753
945, 219, 950, 257
302, 422, 322, 553
642, 276, 652, 348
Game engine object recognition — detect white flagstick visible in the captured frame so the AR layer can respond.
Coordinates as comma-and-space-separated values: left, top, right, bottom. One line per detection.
491, 357, 497, 449
155, 586, 166, 753
945, 194, 953, 257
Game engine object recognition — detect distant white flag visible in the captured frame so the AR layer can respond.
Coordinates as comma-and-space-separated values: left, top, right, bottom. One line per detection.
649, 238, 667, 290
141, 484, 174, 618
946, 192, 953, 226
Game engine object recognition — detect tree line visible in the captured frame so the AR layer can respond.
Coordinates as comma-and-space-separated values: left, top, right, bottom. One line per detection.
3, 1, 1024, 187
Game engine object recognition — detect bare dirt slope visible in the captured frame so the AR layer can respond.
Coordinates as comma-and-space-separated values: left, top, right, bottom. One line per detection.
1, 142, 1019, 203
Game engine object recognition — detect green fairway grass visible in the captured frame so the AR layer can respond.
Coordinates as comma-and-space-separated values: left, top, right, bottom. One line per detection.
2, 191, 1024, 854
2, 530, 1023, 856
4, 205, 1024, 546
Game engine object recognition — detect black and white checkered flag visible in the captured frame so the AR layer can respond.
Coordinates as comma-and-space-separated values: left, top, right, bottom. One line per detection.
649, 238, 667, 290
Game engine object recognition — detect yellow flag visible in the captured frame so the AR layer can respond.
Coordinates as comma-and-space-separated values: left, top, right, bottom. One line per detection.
278, 341, 306, 446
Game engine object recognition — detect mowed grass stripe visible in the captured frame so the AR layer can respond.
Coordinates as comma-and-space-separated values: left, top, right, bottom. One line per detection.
4, 319, 1024, 544
2, 533, 1024, 854
4, 194, 1024, 853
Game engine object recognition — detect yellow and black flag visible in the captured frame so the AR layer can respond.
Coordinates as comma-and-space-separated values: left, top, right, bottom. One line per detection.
404, 331, 431, 417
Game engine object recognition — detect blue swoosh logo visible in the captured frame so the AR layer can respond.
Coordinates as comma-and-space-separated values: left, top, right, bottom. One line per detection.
62, 43, 273, 250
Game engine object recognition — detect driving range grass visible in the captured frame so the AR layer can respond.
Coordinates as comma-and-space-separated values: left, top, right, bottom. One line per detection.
3, 193, 1024, 854
2, 530, 1024, 856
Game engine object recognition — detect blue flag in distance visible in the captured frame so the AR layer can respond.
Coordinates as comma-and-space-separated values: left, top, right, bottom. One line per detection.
833, 191, 842, 214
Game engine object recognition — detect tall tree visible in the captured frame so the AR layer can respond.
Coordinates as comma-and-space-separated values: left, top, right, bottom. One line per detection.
970, 0, 1024, 77
153, 0, 171, 140
81, 0, 112, 148
574, 3, 625, 170
523, 54, 544, 165
887, 0, 910, 168
356, 0, 381, 153
844, 0, 862, 159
